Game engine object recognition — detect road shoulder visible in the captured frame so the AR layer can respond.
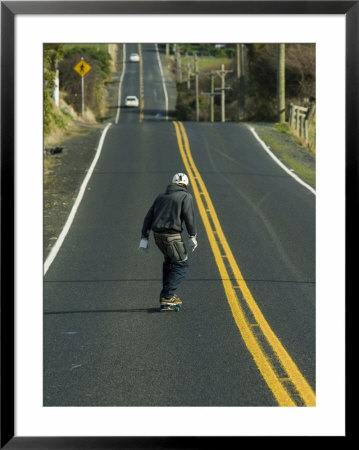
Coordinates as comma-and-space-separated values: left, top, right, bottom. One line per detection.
249, 122, 316, 189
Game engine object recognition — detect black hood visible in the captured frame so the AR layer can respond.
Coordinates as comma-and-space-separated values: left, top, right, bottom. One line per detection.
166, 183, 187, 194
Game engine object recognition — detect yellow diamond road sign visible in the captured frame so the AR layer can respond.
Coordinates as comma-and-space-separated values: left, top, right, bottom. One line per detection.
74, 59, 91, 77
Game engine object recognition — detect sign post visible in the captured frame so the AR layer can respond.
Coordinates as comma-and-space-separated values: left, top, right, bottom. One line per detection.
73, 57, 91, 117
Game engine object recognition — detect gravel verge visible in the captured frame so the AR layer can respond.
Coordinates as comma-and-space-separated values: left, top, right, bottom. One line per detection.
44, 124, 108, 259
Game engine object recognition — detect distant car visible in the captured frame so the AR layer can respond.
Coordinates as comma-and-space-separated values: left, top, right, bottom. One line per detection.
125, 95, 139, 107
129, 53, 140, 62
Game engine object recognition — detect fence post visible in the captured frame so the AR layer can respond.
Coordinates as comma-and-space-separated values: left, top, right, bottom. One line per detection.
304, 120, 309, 143
289, 103, 312, 143
289, 103, 293, 127
295, 107, 299, 133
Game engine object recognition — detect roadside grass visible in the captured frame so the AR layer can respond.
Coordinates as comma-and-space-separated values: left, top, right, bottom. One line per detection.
308, 119, 316, 156
273, 120, 316, 156
181, 55, 232, 72
252, 122, 316, 189
282, 156, 316, 188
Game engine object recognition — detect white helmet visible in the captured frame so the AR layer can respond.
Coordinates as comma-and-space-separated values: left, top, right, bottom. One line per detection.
172, 172, 189, 186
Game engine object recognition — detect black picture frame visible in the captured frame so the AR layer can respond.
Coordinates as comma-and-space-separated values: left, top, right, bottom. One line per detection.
1, 1, 353, 448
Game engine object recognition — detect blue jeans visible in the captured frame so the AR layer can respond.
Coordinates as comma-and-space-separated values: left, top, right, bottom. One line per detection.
160, 257, 189, 299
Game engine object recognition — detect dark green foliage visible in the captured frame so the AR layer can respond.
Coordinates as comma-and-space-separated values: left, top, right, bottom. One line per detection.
247, 43, 315, 120
176, 79, 211, 121
176, 91, 193, 120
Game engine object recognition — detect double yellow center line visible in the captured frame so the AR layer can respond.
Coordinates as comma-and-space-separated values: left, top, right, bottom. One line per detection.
173, 121, 316, 407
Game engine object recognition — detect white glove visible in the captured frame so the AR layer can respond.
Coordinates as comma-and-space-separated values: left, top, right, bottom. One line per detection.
188, 235, 198, 252
138, 238, 149, 252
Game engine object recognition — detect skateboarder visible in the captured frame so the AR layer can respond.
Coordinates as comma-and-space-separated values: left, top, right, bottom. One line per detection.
139, 173, 198, 308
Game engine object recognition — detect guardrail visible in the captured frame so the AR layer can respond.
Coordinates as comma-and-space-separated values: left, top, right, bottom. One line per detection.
289, 103, 315, 144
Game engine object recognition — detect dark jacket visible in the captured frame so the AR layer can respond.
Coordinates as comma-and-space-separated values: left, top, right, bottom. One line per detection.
141, 184, 197, 238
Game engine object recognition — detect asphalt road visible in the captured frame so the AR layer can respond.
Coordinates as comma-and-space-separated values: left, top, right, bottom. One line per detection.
44, 44, 315, 407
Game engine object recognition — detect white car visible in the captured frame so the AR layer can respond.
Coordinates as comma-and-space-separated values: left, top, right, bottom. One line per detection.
125, 95, 139, 107
129, 53, 140, 62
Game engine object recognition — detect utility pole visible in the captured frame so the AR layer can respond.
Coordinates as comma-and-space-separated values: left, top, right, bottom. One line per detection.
221, 64, 225, 122
217, 64, 231, 122
210, 71, 215, 122
236, 44, 241, 120
237, 44, 246, 121
176, 45, 182, 83
236, 44, 241, 79
200, 71, 218, 122
239, 44, 246, 120
187, 61, 191, 92
195, 54, 199, 121
277, 43, 286, 123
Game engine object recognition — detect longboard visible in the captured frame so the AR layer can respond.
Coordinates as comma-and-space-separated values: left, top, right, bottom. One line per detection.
159, 304, 181, 312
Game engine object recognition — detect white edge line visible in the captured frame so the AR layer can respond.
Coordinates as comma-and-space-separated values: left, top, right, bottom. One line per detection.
247, 125, 316, 196
155, 43, 169, 121
115, 43, 126, 124
44, 122, 112, 275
